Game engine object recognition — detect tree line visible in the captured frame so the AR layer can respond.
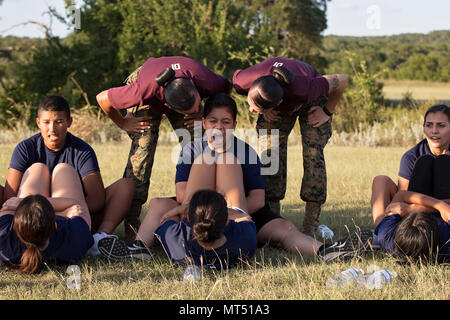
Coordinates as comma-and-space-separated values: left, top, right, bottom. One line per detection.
324, 30, 449, 82
0, 0, 448, 129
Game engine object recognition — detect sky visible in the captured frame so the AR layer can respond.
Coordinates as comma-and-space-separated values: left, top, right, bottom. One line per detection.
0, 0, 449, 38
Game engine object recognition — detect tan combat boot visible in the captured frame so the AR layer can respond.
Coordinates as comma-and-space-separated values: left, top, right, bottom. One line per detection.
301, 202, 321, 237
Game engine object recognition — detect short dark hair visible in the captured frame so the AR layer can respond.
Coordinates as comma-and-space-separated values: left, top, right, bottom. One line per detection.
249, 66, 293, 109
155, 67, 198, 111
394, 212, 440, 265
38, 95, 71, 118
423, 104, 450, 125
188, 190, 228, 243
203, 93, 238, 121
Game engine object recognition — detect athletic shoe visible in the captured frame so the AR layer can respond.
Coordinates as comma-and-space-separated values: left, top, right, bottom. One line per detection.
98, 238, 152, 262
319, 228, 376, 263
86, 232, 118, 256
127, 240, 153, 261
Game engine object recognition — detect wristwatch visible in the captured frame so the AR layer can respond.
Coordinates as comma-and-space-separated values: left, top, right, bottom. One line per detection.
322, 106, 333, 117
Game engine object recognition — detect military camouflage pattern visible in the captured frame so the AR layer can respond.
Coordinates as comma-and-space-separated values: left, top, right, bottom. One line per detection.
123, 107, 195, 241
121, 66, 196, 241
256, 96, 332, 218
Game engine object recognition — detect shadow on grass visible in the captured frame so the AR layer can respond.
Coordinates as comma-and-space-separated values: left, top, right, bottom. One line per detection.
281, 200, 374, 239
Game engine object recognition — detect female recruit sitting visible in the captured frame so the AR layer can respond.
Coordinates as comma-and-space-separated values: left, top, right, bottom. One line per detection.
0, 163, 93, 274
371, 104, 450, 226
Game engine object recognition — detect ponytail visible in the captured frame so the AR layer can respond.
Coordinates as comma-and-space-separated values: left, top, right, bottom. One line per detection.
17, 244, 44, 274
13, 195, 55, 274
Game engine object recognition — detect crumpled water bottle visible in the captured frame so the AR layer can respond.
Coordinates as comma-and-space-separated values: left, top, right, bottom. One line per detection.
357, 269, 397, 289
325, 267, 364, 288
316, 224, 334, 240
183, 265, 201, 282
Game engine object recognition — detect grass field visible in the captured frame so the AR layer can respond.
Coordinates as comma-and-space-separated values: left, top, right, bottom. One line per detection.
381, 79, 450, 101
0, 141, 448, 300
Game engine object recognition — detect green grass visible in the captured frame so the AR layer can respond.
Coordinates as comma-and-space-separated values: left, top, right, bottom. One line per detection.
0, 141, 448, 300
381, 79, 450, 100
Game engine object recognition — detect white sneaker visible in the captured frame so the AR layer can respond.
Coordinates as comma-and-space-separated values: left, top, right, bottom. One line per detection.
87, 232, 118, 256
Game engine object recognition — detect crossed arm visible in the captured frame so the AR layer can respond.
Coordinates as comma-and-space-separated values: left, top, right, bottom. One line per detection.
167, 181, 264, 223
4, 168, 105, 216
0, 196, 91, 225
385, 190, 450, 223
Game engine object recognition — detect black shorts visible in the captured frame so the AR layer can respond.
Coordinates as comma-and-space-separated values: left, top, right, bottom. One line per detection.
251, 202, 283, 232
169, 197, 282, 232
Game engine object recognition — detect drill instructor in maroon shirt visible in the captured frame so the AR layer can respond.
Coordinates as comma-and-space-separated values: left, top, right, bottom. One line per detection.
233, 57, 347, 236
96, 56, 231, 241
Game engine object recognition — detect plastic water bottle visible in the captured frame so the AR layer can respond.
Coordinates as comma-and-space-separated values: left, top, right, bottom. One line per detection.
366, 264, 381, 274
183, 265, 201, 282
358, 269, 397, 289
325, 267, 364, 288
317, 224, 334, 240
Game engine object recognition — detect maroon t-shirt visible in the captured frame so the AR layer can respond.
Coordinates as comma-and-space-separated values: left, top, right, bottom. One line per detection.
232, 57, 329, 113
108, 56, 231, 115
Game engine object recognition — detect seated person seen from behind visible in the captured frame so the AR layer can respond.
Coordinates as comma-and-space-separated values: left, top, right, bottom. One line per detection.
4, 96, 135, 255
0, 162, 93, 274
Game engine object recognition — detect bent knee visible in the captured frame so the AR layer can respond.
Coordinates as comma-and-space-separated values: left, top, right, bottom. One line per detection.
27, 162, 51, 174
258, 218, 298, 246
372, 175, 395, 188
53, 162, 76, 174
118, 177, 136, 193
148, 197, 177, 210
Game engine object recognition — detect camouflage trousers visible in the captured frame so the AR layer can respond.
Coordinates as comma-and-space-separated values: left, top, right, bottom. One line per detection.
256, 96, 332, 207
123, 106, 195, 240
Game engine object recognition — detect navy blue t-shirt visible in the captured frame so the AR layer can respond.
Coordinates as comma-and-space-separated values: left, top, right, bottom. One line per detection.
175, 136, 265, 196
0, 214, 93, 266
154, 219, 257, 269
399, 139, 450, 180
374, 214, 450, 262
9, 132, 100, 178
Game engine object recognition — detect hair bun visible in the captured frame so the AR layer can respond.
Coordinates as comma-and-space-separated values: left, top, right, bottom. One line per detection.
193, 218, 214, 242
156, 67, 176, 87
272, 66, 293, 87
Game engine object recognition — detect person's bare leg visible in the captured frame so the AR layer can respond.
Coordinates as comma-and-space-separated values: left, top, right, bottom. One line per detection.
51, 163, 88, 213
258, 218, 322, 256
371, 175, 397, 226
182, 153, 216, 204
93, 178, 135, 234
136, 197, 179, 247
17, 163, 51, 198
215, 152, 248, 214
137, 153, 217, 247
